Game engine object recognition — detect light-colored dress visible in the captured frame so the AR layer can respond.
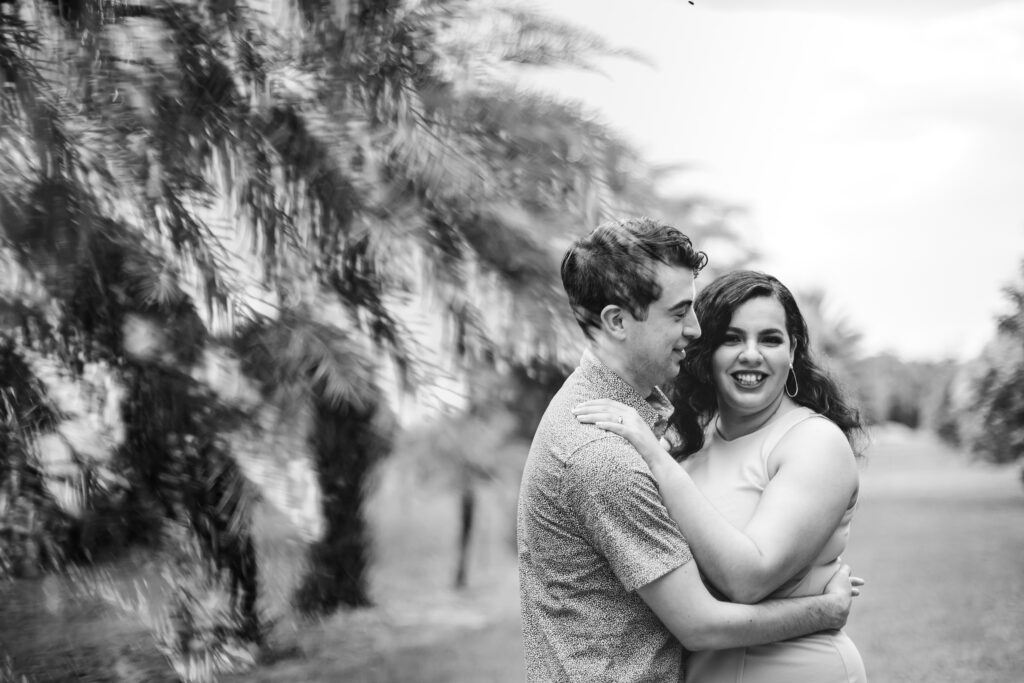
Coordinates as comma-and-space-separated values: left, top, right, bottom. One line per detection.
683, 406, 867, 683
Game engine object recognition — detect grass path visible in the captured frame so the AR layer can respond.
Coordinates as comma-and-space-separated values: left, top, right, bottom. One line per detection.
844, 429, 1024, 682
302, 427, 1024, 683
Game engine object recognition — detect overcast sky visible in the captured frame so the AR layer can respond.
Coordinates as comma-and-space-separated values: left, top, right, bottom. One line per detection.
529, 0, 1024, 361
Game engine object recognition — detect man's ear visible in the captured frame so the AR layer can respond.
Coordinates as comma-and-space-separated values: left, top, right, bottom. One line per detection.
599, 305, 629, 341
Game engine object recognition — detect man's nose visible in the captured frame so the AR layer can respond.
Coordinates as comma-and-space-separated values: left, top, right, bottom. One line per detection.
683, 314, 701, 341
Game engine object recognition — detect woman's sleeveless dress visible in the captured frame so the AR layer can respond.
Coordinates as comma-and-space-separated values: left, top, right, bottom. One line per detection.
682, 406, 867, 683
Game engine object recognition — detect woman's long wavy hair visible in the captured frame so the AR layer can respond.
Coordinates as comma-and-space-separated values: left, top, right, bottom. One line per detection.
669, 270, 864, 458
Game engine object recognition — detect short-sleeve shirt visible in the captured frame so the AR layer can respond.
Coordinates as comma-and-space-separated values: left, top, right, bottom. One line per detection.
517, 350, 693, 682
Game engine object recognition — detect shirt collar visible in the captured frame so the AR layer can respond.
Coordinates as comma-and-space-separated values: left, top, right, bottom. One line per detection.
579, 349, 675, 437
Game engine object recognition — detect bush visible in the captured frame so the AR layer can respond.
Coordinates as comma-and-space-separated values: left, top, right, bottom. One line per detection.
85, 521, 264, 683
154, 525, 261, 682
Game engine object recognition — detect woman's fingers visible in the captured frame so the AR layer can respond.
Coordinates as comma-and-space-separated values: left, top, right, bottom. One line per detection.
571, 405, 605, 416
575, 412, 623, 426
574, 398, 628, 411
574, 399, 612, 407
574, 410, 631, 434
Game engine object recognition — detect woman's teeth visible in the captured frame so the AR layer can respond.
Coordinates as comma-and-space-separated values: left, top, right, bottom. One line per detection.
734, 372, 764, 387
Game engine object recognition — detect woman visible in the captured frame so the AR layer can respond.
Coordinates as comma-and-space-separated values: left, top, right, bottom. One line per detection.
574, 270, 867, 683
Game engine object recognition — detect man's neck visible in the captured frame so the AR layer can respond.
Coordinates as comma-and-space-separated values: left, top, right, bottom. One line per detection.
589, 344, 654, 398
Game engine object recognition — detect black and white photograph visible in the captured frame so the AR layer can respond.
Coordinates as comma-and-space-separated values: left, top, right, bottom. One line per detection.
1, 0, 1022, 681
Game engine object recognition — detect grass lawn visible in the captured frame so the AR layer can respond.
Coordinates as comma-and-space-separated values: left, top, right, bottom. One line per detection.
4, 427, 1022, 682
844, 429, 1024, 682
234, 427, 1024, 682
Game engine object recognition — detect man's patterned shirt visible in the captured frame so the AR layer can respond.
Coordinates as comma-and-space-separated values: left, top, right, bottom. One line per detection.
517, 350, 693, 682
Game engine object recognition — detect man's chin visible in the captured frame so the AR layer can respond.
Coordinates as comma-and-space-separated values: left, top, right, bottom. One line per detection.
660, 366, 684, 385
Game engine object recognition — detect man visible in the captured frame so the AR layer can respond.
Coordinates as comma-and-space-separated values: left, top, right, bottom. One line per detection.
517, 217, 855, 681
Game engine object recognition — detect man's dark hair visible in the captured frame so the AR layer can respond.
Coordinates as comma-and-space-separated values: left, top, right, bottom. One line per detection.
560, 216, 708, 340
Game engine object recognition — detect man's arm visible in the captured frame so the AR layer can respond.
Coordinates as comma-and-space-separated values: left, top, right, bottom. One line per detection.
637, 560, 852, 651
565, 436, 852, 651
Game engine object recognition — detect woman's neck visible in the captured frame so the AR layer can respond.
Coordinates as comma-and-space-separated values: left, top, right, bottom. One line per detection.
716, 394, 792, 441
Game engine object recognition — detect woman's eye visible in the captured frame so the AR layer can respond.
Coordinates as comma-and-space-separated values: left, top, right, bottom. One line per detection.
762, 336, 784, 345
723, 334, 741, 344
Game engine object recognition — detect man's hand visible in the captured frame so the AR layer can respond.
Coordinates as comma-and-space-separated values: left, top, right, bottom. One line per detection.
822, 564, 857, 629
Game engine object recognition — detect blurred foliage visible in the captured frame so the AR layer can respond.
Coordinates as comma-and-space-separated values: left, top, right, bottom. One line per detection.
397, 356, 567, 588
795, 289, 862, 368
933, 261, 1024, 463
849, 259, 1024, 466
793, 287, 863, 401
0, 0, 760, 654
0, 335, 68, 580
848, 354, 960, 430
0, 655, 27, 683
154, 521, 263, 682
792, 289, 964, 441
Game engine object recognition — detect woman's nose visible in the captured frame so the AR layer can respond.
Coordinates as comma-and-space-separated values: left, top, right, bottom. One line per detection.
738, 343, 761, 362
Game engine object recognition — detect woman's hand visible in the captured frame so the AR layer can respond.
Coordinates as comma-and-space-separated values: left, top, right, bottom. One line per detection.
572, 399, 667, 465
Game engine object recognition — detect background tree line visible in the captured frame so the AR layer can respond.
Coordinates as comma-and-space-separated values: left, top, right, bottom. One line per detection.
818, 260, 1024, 468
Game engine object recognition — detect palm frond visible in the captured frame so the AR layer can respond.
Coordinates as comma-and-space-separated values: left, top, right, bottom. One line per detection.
234, 308, 379, 411
260, 105, 361, 250
426, 1, 647, 82
0, 336, 62, 433
325, 232, 423, 391
490, 4, 649, 70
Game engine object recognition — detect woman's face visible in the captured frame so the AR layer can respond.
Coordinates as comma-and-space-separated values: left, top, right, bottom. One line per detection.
711, 295, 795, 420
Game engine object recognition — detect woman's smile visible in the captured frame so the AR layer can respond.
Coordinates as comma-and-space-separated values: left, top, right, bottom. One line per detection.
731, 371, 768, 388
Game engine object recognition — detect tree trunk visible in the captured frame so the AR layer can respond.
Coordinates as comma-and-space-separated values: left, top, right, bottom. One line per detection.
454, 483, 475, 589
295, 396, 391, 614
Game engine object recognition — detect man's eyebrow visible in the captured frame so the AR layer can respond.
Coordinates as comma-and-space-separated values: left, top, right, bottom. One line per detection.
668, 298, 693, 313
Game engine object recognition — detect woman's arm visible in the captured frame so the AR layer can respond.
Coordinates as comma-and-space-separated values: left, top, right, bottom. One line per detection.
573, 400, 859, 604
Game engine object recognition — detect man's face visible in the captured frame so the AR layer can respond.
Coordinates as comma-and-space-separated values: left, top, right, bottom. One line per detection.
623, 263, 701, 390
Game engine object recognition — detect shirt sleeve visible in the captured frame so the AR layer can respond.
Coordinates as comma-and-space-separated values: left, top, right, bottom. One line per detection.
563, 437, 693, 592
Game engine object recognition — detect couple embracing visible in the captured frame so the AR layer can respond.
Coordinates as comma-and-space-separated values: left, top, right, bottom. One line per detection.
517, 217, 867, 682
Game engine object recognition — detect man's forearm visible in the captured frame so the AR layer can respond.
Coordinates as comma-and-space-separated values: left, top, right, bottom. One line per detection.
687, 592, 843, 651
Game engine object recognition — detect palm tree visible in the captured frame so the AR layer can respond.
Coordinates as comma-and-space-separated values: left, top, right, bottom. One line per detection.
2, 0, 672, 642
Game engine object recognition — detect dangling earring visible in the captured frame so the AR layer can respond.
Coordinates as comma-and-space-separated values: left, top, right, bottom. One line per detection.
785, 364, 799, 398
